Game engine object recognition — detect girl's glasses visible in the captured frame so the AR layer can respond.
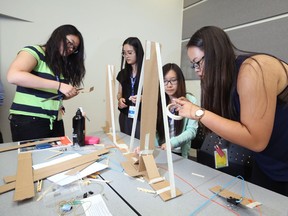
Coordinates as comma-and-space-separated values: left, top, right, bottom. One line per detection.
164, 79, 178, 86
191, 56, 204, 69
122, 50, 135, 57
66, 38, 78, 54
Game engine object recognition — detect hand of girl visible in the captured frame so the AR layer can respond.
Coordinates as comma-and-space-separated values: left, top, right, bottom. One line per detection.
174, 98, 198, 120
118, 98, 128, 109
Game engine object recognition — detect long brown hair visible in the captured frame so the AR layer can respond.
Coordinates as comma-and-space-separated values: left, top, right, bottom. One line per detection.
187, 26, 237, 121
187, 26, 288, 133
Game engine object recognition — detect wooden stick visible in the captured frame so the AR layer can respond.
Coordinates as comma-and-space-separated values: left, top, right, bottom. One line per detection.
37, 180, 43, 192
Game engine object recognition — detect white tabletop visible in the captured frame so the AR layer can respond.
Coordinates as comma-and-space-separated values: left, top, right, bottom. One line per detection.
0, 132, 287, 216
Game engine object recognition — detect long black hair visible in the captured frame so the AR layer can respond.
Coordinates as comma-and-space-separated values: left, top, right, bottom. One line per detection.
187, 26, 237, 121
156, 63, 186, 144
44, 24, 85, 87
187, 26, 288, 134
120, 37, 144, 80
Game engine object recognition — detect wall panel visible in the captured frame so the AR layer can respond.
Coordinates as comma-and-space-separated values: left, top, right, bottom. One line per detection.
181, 0, 288, 80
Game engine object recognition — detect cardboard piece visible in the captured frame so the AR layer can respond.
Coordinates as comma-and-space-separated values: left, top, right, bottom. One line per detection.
13, 152, 34, 201
65, 161, 94, 175
121, 161, 146, 177
106, 133, 129, 153
119, 41, 180, 200
0, 148, 109, 195
18, 136, 72, 154
33, 148, 108, 181
142, 155, 161, 181
138, 42, 159, 155
3, 175, 14, 184
77, 86, 94, 93
121, 151, 182, 201
151, 180, 182, 202
0, 137, 60, 153
0, 182, 16, 194
121, 152, 142, 177
105, 65, 117, 144
209, 185, 262, 208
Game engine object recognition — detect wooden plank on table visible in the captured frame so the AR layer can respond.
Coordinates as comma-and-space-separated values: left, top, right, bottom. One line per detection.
0, 148, 109, 195
209, 185, 261, 208
13, 152, 35, 201
151, 180, 182, 202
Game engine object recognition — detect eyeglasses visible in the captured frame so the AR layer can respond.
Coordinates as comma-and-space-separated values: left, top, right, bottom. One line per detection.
122, 50, 135, 57
66, 38, 78, 54
191, 56, 205, 69
164, 79, 178, 86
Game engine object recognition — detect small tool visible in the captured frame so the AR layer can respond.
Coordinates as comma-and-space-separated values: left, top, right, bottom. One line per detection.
41, 87, 94, 102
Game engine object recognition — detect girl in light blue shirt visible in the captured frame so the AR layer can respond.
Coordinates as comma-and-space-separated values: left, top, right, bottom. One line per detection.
155, 63, 198, 158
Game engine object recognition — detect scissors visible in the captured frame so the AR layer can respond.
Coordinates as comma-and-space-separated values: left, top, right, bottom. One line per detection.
41, 87, 94, 102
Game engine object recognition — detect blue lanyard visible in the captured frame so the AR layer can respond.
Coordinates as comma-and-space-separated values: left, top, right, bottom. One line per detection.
130, 76, 136, 96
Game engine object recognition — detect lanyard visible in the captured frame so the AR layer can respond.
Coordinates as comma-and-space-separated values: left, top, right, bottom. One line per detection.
130, 76, 136, 96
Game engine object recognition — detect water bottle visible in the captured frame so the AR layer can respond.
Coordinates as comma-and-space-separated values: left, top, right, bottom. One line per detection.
72, 108, 85, 147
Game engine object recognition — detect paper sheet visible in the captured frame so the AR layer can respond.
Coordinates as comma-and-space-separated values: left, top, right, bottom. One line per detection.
81, 194, 112, 216
33, 153, 108, 186
47, 162, 108, 186
33, 153, 81, 169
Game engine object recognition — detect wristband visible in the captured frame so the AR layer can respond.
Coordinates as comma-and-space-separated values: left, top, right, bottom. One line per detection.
58, 82, 61, 91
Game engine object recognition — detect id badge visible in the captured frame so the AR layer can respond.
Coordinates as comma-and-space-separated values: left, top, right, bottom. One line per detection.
128, 106, 136, 118
214, 147, 229, 169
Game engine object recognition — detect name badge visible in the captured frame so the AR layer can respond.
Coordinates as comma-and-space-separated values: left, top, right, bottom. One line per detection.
214, 148, 229, 169
128, 106, 136, 118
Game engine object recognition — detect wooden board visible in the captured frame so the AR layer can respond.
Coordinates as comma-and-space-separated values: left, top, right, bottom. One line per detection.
210, 185, 262, 208
13, 152, 34, 201
0, 148, 109, 195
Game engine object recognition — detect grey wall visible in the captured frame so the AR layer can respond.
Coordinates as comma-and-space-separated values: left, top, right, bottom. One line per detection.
181, 0, 288, 81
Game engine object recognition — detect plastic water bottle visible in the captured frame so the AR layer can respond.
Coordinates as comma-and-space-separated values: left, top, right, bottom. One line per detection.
72, 108, 85, 147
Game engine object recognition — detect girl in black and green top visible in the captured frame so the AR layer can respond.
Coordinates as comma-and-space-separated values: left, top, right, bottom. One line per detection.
7, 24, 85, 142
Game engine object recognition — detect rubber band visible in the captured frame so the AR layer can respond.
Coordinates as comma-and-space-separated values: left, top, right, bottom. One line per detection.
58, 82, 61, 91
166, 103, 183, 120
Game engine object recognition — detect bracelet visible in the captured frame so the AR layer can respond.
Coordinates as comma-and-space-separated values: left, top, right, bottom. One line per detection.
58, 82, 61, 91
